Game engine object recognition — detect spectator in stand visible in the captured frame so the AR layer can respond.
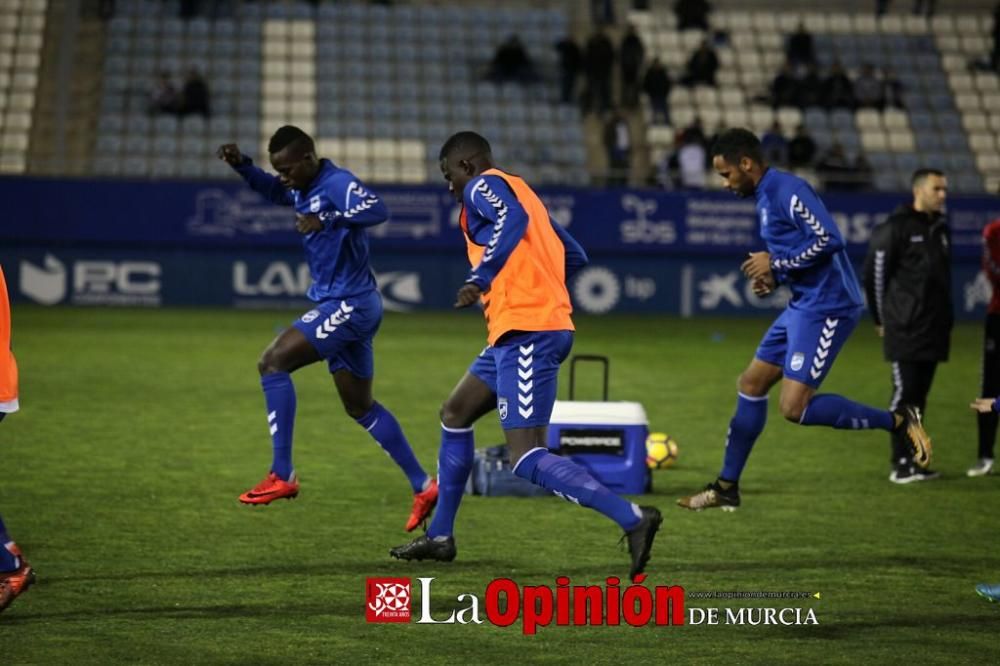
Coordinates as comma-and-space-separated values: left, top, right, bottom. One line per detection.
855, 63, 884, 109
823, 61, 856, 109
642, 57, 672, 125
786, 22, 815, 67
853, 153, 874, 190
620, 25, 645, 108
761, 121, 789, 167
676, 128, 707, 189
816, 142, 856, 190
771, 62, 799, 108
488, 35, 537, 85
788, 124, 818, 167
683, 39, 719, 87
179, 67, 211, 117
682, 116, 707, 148
992, 3, 1000, 72
912, 0, 935, 17
796, 64, 824, 108
603, 110, 632, 186
674, 0, 711, 31
583, 28, 615, 114
555, 35, 583, 105
150, 70, 179, 115
882, 68, 905, 109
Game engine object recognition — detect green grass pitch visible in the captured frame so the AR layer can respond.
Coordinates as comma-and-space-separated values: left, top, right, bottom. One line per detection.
1, 307, 996, 664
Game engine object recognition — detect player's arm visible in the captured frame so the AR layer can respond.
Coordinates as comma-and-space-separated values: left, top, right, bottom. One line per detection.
217, 143, 294, 206
768, 184, 845, 273
551, 219, 589, 279
319, 174, 389, 229
463, 175, 530, 292
862, 221, 895, 328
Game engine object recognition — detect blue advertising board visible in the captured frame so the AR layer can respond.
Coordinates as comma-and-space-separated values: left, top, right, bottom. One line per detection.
0, 176, 996, 260
1, 247, 988, 320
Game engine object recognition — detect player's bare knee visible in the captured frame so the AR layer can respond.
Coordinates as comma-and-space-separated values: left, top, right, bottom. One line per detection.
779, 397, 807, 423
344, 400, 370, 420
258, 349, 282, 376
439, 401, 468, 429
737, 373, 766, 397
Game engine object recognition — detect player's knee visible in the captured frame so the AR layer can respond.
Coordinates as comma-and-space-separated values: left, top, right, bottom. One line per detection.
737, 373, 767, 397
439, 401, 469, 429
779, 397, 807, 423
344, 400, 371, 420
257, 350, 281, 376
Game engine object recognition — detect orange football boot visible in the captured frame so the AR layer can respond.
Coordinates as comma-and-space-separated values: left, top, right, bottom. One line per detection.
239, 472, 299, 505
405, 478, 439, 532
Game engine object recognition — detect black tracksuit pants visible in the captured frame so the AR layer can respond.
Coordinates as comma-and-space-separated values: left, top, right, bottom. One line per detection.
889, 360, 938, 464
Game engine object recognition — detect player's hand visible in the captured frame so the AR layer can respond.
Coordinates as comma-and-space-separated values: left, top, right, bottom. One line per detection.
751, 274, 776, 297
971, 398, 996, 413
740, 251, 772, 281
217, 143, 244, 166
296, 213, 323, 234
454, 283, 482, 308
875, 325, 884, 337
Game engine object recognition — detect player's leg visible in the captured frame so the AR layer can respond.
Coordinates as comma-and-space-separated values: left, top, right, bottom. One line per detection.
323, 291, 435, 528
679, 312, 788, 511
971, 313, 1000, 476
390, 354, 498, 561
0, 513, 33, 613
785, 309, 931, 467
425, 370, 497, 537
239, 303, 333, 504
498, 331, 662, 580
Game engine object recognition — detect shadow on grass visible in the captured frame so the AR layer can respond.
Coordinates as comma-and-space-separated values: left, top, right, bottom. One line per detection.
37, 559, 515, 584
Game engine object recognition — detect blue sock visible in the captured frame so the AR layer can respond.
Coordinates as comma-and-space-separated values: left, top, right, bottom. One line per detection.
356, 402, 429, 493
261, 372, 296, 481
427, 425, 475, 538
514, 448, 642, 531
719, 393, 769, 483
799, 394, 895, 430
0, 514, 17, 571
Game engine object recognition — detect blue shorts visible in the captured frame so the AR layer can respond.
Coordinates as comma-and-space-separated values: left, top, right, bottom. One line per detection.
468, 330, 574, 430
755, 307, 862, 388
292, 290, 382, 378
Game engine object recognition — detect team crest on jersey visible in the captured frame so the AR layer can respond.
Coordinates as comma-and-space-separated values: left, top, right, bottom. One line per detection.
790, 352, 805, 371
498, 396, 508, 421
301, 309, 321, 323
310, 195, 321, 213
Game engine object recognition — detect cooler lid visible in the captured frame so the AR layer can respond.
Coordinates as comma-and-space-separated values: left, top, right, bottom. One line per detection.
549, 400, 648, 425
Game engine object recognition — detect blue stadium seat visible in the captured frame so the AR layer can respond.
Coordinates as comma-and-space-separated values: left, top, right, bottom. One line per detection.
154, 115, 179, 135
96, 134, 124, 155
126, 114, 151, 134
93, 156, 122, 175
122, 156, 150, 176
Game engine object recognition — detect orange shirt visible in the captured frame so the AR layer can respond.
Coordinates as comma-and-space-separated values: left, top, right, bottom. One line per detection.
0, 264, 18, 412
460, 168, 574, 345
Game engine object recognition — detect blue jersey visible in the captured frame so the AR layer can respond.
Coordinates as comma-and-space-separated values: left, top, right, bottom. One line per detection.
232, 158, 388, 302
462, 174, 589, 289
755, 168, 863, 313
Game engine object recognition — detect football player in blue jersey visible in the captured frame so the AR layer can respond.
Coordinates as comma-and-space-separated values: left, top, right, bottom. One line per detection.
218, 126, 438, 531
678, 128, 932, 511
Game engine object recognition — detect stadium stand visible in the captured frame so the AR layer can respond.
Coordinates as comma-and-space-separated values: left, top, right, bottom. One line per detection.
0, 0, 995, 192
92, 1, 588, 185
633, 6, 998, 193
0, 0, 46, 174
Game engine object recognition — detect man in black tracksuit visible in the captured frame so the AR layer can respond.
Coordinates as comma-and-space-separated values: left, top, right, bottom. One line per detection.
863, 169, 952, 483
